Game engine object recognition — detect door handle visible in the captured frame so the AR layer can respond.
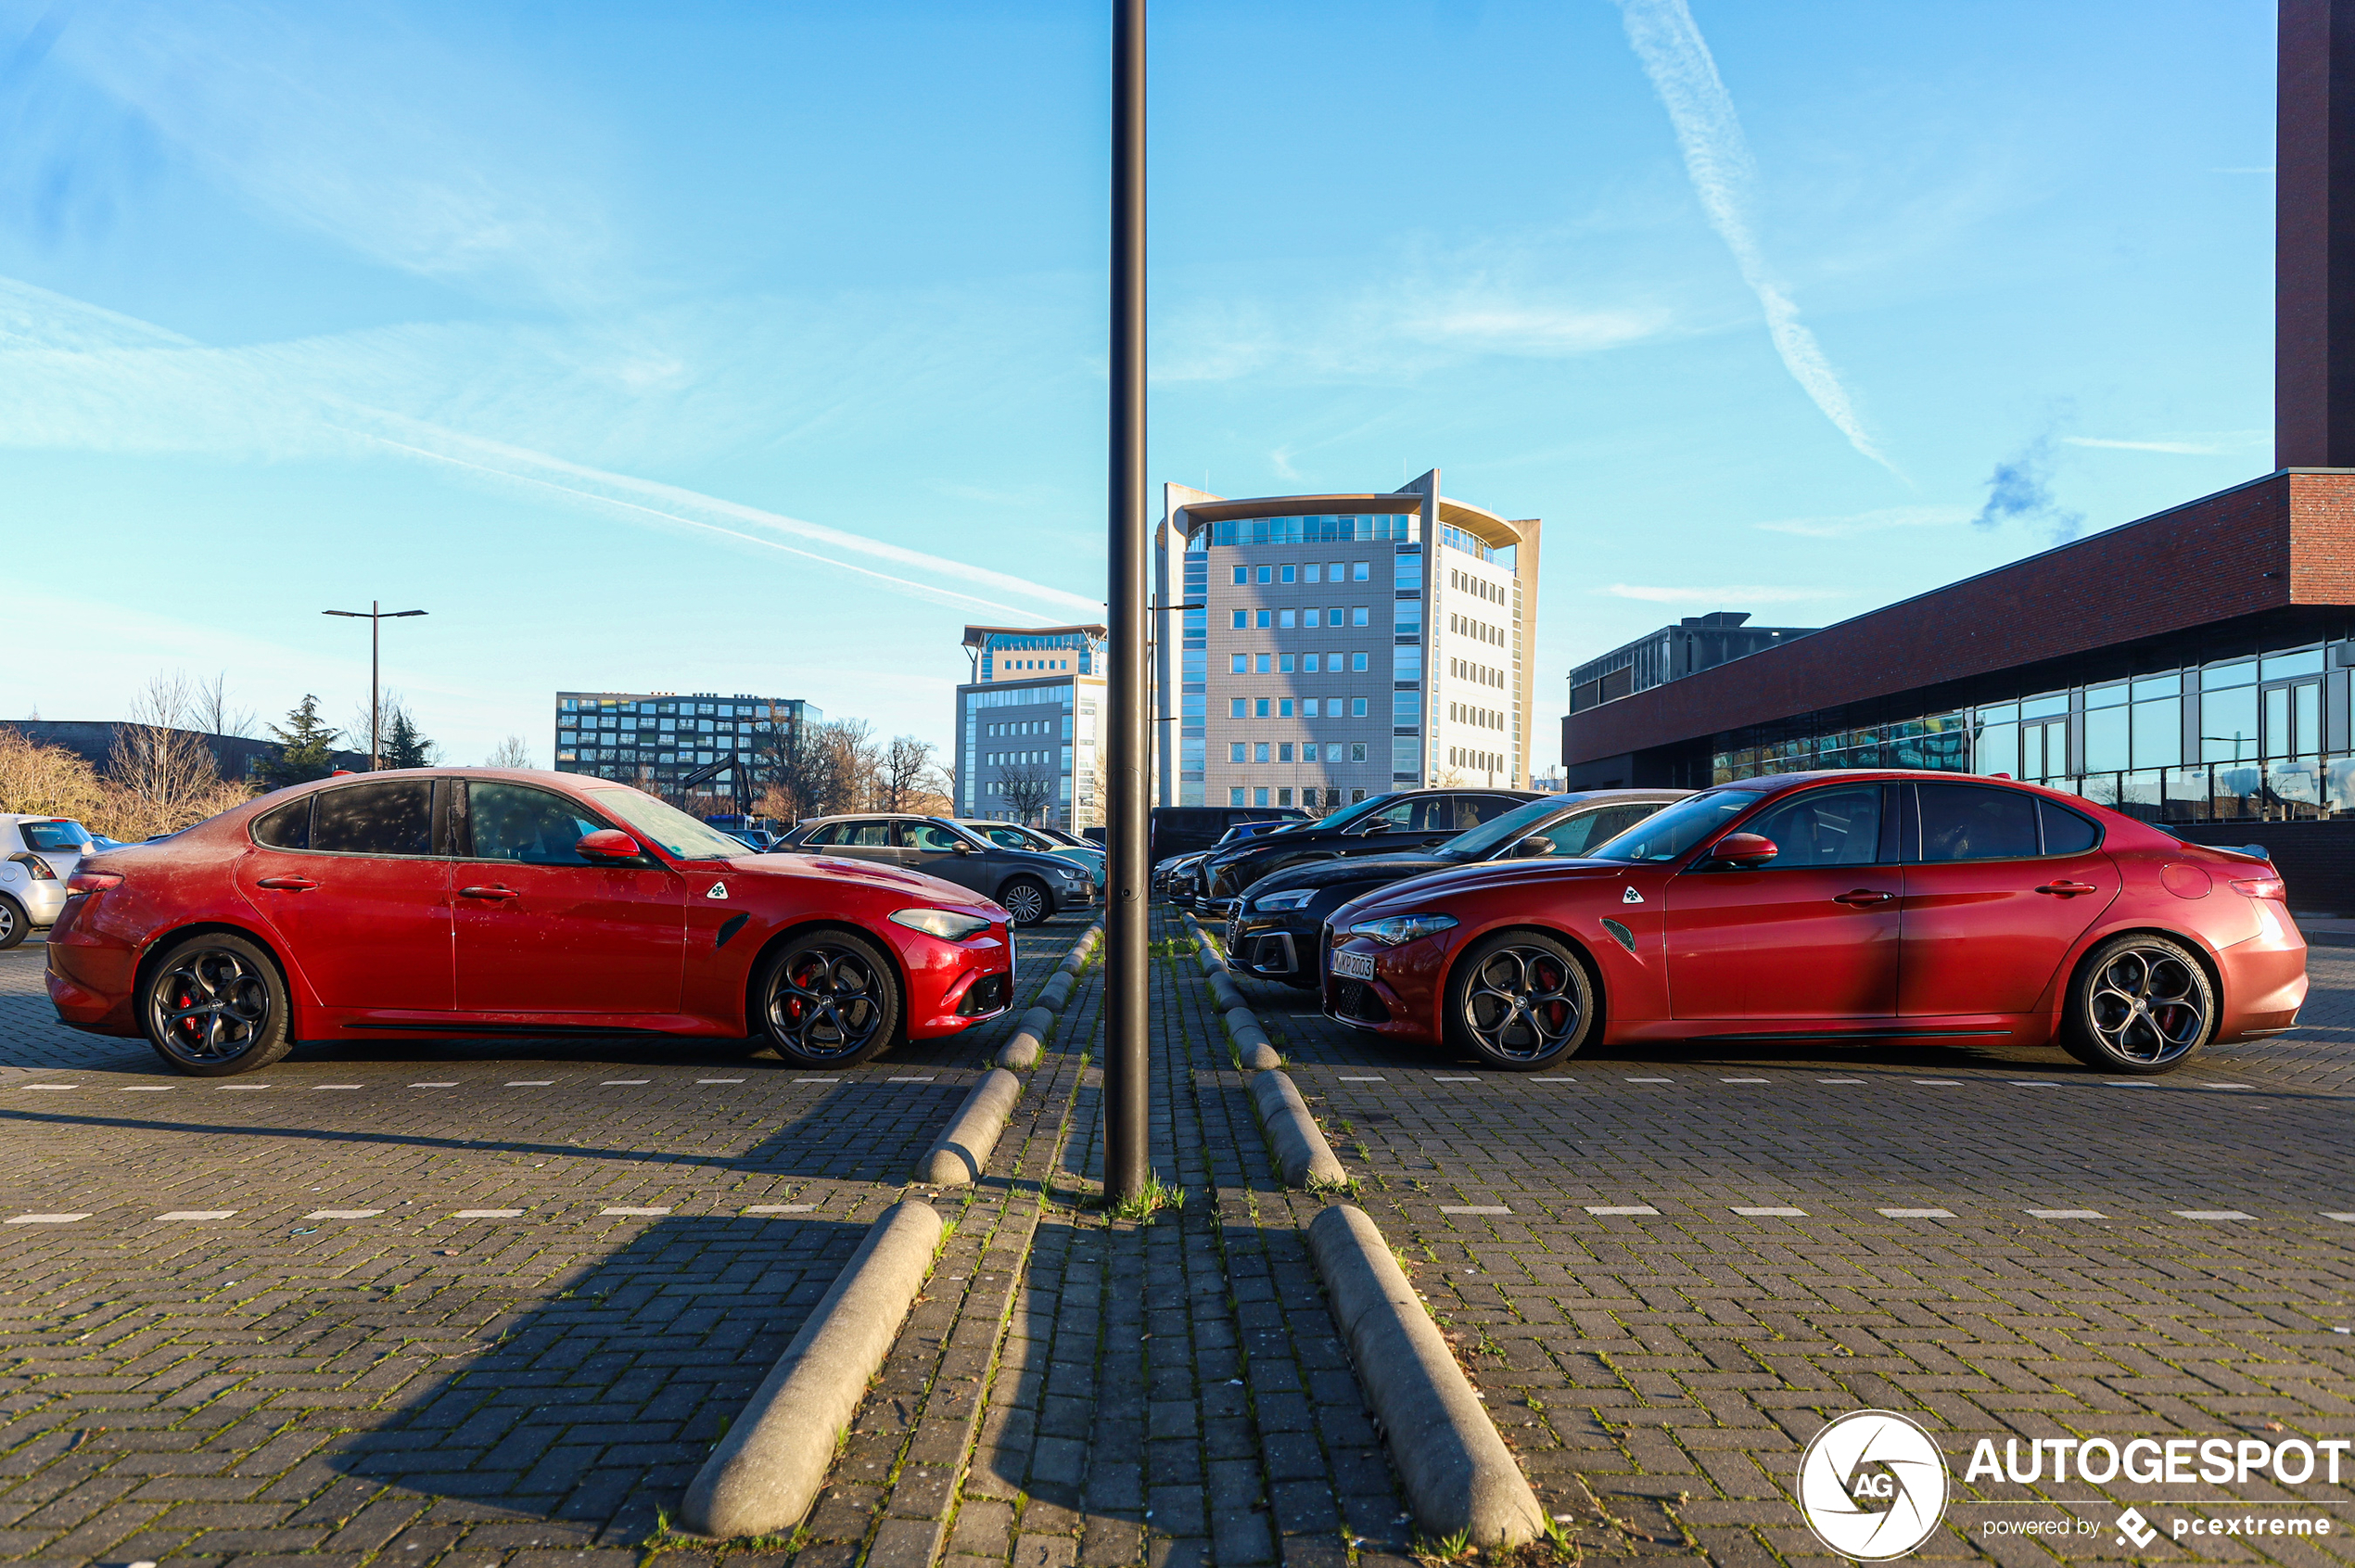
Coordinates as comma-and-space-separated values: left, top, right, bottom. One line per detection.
1833, 888, 1895, 906
458, 885, 520, 900
256, 876, 318, 891
2036, 881, 2098, 897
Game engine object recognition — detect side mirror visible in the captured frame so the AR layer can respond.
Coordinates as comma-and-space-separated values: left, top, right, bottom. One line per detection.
1509, 835, 1553, 859
1710, 832, 1778, 869
578, 828, 644, 861
951, 838, 974, 854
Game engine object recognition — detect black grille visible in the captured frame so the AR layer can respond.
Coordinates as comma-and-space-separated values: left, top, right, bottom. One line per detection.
1336, 981, 1390, 1025
957, 973, 1011, 1017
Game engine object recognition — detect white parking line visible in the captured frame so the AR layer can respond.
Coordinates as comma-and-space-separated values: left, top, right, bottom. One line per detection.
6, 1214, 88, 1224
155, 1210, 236, 1221
1817, 1078, 1865, 1084
2325, 1213, 2355, 1222
2105, 1081, 2158, 1088
795, 1077, 840, 1084
504, 1081, 554, 1088
2027, 1209, 2107, 1219
1585, 1205, 1659, 1216
601, 1079, 650, 1086
307, 1209, 383, 1219
1432, 1075, 1482, 1082
1337, 1076, 1385, 1081
118, 1086, 172, 1092
1879, 1208, 1954, 1218
312, 1085, 363, 1090
1721, 1077, 1771, 1084
744, 1204, 815, 1214
214, 1085, 272, 1091
19, 1084, 75, 1090
1733, 1206, 1806, 1217
1624, 1077, 1671, 1083
1529, 1077, 1575, 1083
452, 1208, 524, 1218
2172, 1209, 2254, 1220
600, 1206, 671, 1217
411, 1082, 459, 1089
1441, 1205, 1511, 1215
695, 1078, 744, 1085
2008, 1081, 2060, 1088
2204, 1082, 2249, 1089
1912, 1080, 1962, 1087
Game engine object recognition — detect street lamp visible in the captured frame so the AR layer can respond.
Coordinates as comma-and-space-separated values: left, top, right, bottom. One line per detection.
322, 601, 427, 770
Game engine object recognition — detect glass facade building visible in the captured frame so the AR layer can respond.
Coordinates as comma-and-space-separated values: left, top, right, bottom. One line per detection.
553, 690, 819, 799
955, 626, 1107, 830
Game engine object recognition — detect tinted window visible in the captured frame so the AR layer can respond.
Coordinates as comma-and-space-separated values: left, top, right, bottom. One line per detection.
1541, 803, 1657, 858
252, 798, 311, 850
801, 823, 842, 846
18, 821, 93, 852
1738, 785, 1884, 869
1916, 784, 2041, 862
839, 821, 893, 847
467, 784, 605, 865
2039, 799, 2102, 856
1445, 797, 1498, 830
905, 822, 969, 852
311, 782, 433, 857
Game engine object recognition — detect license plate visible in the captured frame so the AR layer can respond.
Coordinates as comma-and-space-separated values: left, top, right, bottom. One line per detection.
1332, 949, 1377, 981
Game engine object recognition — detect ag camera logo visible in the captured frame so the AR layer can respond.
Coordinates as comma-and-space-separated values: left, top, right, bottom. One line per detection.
1797, 1410, 1950, 1561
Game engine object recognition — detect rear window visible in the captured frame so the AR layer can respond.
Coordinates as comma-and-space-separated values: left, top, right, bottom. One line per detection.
253, 798, 312, 850
18, 821, 93, 853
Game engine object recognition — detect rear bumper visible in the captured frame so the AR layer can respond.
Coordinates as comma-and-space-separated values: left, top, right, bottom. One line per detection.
2215, 914, 2309, 1041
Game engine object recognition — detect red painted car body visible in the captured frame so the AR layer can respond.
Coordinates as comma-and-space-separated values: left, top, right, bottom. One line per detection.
1322, 771, 2306, 1073
46, 769, 1014, 1054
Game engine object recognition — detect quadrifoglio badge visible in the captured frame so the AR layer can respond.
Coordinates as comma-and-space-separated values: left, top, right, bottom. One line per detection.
1796, 1410, 2350, 1558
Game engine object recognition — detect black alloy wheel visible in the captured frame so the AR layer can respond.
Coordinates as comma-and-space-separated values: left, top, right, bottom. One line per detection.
0, 895, 25, 950
1444, 930, 1597, 1070
142, 933, 294, 1076
757, 930, 902, 1068
2062, 934, 2215, 1075
999, 877, 1050, 928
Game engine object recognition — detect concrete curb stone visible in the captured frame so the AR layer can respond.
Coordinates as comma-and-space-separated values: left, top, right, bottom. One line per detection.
914, 1067, 1025, 1185
1305, 1203, 1544, 1546
1248, 1069, 1348, 1187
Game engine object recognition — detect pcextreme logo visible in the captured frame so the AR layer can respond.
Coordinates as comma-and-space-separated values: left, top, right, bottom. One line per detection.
1796, 1410, 1951, 1561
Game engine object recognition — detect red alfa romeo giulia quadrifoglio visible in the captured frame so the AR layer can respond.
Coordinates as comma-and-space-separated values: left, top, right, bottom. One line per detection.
45, 769, 1017, 1076
1322, 771, 2307, 1075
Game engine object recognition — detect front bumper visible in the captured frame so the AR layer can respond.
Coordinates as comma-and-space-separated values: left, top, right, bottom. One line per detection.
1318, 928, 1447, 1044
1228, 910, 1315, 980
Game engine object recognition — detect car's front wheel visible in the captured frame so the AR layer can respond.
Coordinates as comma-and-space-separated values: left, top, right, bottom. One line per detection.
1443, 930, 1597, 1070
2061, 934, 2215, 1075
998, 877, 1050, 927
755, 930, 903, 1068
0, 895, 26, 950
142, 933, 294, 1076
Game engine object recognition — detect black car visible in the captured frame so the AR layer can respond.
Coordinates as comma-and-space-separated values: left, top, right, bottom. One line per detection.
783, 813, 1094, 925
1167, 818, 1318, 908
1224, 789, 1687, 987
1200, 787, 1545, 906
1148, 804, 1310, 866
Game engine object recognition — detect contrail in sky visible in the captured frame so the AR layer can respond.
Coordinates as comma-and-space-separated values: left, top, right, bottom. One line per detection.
1613, 0, 1898, 476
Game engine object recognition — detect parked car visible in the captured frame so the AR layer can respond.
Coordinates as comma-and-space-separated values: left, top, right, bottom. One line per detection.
960, 820, 1106, 886
785, 813, 1093, 925
1149, 804, 1310, 866
1159, 820, 1314, 907
44, 770, 1017, 1076
1227, 790, 1686, 988
1201, 787, 1544, 908
0, 814, 105, 950
1321, 771, 2308, 1076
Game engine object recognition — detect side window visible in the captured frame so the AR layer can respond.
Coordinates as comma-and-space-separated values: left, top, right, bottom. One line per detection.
1916, 784, 2041, 863
2039, 799, 2102, 856
253, 797, 312, 850
1738, 785, 1884, 869
904, 822, 968, 852
1363, 800, 1419, 834
1445, 797, 1494, 831
311, 781, 434, 857
801, 823, 842, 847
841, 821, 893, 848
466, 783, 605, 865
1540, 804, 1652, 858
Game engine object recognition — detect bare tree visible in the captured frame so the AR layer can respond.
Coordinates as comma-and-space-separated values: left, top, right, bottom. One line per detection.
485, 735, 532, 769
190, 671, 256, 738
999, 763, 1056, 825
879, 734, 937, 812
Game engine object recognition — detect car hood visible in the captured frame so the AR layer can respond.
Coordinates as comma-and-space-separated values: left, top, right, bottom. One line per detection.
719, 851, 1004, 911
1245, 852, 1458, 900
1329, 858, 1634, 926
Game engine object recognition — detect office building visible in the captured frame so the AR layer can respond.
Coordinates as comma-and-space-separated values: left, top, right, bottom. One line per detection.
1155, 468, 1541, 809
553, 691, 820, 800
954, 626, 1107, 829
1567, 612, 1816, 715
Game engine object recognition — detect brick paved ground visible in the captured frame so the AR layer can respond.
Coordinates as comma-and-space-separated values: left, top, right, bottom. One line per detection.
0, 912, 2349, 1568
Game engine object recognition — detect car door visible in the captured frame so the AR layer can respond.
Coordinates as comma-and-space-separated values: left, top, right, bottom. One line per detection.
449, 780, 687, 1014
239, 779, 454, 1011
899, 820, 995, 898
1664, 781, 1901, 1022
1896, 783, 2122, 1017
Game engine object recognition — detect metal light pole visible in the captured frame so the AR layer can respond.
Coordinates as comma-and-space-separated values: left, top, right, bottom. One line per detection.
323, 601, 428, 770
1103, 0, 1150, 1204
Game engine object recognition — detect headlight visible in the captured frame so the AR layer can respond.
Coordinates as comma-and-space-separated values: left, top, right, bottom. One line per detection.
889, 908, 994, 941
1253, 888, 1317, 911
1347, 913, 1458, 947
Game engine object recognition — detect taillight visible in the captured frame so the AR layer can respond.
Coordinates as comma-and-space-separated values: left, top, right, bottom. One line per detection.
2230, 876, 2287, 901
8, 852, 57, 881
65, 871, 122, 896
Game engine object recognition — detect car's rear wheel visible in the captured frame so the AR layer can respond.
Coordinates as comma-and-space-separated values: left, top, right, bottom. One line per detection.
2061, 934, 2215, 1075
999, 877, 1050, 927
0, 896, 26, 950
1444, 931, 1597, 1070
142, 933, 294, 1077
755, 930, 902, 1068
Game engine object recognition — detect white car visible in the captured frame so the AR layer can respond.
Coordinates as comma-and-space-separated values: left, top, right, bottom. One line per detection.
0, 815, 101, 949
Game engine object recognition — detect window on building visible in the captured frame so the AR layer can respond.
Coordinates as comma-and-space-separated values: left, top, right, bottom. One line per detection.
1256, 566, 1272, 584
1279, 609, 1295, 629
1303, 742, 1318, 761
1281, 564, 1296, 583
1254, 788, 1270, 807
1303, 698, 1319, 717
1305, 607, 1321, 628
1279, 654, 1295, 673
1352, 606, 1369, 627
1232, 567, 1247, 584
1230, 699, 1247, 718
1232, 610, 1247, 629
1279, 699, 1294, 717
1256, 610, 1271, 629
1305, 563, 1321, 582
1230, 787, 1246, 806
1230, 654, 1248, 674
1278, 788, 1294, 806
1351, 743, 1368, 761
1352, 697, 1368, 717
1352, 653, 1369, 673
1229, 743, 1246, 762
1353, 562, 1370, 580
1303, 654, 1319, 673
1256, 654, 1272, 674
1329, 650, 1343, 669
1254, 699, 1270, 718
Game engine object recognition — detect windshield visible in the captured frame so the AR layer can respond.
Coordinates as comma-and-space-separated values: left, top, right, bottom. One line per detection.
1433, 797, 1570, 861
18, 820, 95, 852
586, 787, 754, 860
1587, 790, 1757, 863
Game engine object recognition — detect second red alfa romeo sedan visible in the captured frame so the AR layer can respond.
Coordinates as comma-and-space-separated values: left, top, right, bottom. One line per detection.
45, 770, 1017, 1076
1323, 771, 2306, 1075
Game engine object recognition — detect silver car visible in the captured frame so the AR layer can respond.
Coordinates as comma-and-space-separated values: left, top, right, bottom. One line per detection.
786, 813, 1094, 925
0, 814, 102, 949
959, 820, 1107, 887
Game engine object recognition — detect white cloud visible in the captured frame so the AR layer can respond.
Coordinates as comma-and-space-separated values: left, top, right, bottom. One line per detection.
1613, 0, 1897, 476
1753, 504, 1971, 538
1599, 583, 1837, 605
2063, 432, 2268, 456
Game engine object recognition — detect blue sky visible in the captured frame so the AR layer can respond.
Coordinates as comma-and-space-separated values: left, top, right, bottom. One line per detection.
0, 0, 2277, 765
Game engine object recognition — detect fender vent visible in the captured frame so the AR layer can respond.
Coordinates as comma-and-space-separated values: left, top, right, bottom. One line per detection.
715, 913, 750, 949
1600, 918, 1636, 954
